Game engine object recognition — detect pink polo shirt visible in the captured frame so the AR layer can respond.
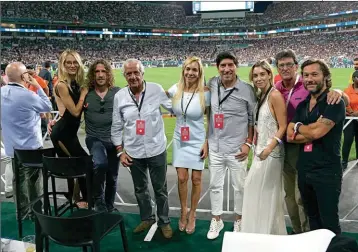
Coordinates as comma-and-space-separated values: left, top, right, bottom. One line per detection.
275, 76, 309, 124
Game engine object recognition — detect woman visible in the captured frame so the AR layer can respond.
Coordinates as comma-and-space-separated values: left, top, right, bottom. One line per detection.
241, 60, 287, 235
50, 49, 88, 208
167, 56, 210, 234
342, 70, 358, 171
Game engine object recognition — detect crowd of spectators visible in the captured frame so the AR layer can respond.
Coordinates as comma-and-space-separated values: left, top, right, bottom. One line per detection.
2, 1, 358, 27
1, 31, 357, 67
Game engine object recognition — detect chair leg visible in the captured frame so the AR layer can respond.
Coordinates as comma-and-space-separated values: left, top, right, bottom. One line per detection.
119, 221, 129, 252
51, 176, 58, 216
91, 242, 100, 252
45, 236, 49, 252
82, 246, 88, 252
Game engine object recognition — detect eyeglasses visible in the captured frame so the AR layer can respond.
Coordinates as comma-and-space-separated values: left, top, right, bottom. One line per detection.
277, 62, 296, 69
100, 100, 105, 114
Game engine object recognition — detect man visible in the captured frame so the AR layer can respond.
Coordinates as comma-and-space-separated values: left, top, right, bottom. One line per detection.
26, 65, 50, 137
1, 62, 52, 216
349, 58, 358, 85
206, 51, 256, 240
111, 58, 173, 239
39, 61, 56, 110
274, 49, 346, 234
287, 59, 345, 234
48, 59, 120, 213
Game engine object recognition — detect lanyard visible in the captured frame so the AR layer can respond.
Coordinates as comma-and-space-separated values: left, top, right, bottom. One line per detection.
128, 81, 146, 117
285, 74, 300, 108
218, 80, 235, 109
181, 90, 196, 123
8, 83, 26, 89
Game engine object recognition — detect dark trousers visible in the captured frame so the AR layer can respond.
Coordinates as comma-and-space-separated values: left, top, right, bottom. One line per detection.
129, 151, 170, 227
342, 119, 358, 167
298, 168, 342, 234
12, 158, 42, 217
85, 136, 119, 212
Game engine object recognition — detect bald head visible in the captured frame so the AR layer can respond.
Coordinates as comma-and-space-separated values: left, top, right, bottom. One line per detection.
5, 62, 27, 84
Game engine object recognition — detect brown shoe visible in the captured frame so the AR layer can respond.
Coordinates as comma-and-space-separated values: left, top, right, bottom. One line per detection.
133, 220, 156, 233
161, 224, 173, 239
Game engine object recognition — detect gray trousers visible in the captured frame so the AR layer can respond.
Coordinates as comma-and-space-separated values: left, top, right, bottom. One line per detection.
129, 151, 170, 227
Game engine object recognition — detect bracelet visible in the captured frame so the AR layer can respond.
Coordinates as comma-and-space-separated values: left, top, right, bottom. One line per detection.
244, 142, 252, 148
274, 136, 283, 145
116, 152, 123, 158
116, 145, 123, 151
294, 122, 303, 133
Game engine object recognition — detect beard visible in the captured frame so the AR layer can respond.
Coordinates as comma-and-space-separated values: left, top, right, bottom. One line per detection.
306, 81, 324, 95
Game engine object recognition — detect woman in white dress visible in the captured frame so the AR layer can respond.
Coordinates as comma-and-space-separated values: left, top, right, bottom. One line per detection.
167, 57, 210, 234
241, 60, 287, 235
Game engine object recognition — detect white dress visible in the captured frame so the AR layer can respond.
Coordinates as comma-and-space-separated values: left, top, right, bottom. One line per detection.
168, 84, 210, 170
241, 89, 287, 235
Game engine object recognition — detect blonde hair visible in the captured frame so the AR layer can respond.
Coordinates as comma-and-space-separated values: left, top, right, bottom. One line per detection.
249, 59, 274, 97
58, 49, 85, 89
173, 56, 206, 112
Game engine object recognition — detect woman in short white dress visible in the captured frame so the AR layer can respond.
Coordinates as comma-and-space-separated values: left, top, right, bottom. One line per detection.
241, 60, 287, 235
167, 56, 210, 234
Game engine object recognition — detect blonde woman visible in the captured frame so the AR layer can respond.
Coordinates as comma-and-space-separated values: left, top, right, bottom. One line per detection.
167, 57, 210, 234
241, 60, 287, 234
50, 49, 88, 208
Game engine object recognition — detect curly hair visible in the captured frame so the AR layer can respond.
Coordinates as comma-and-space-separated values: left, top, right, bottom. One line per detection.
85, 59, 114, 89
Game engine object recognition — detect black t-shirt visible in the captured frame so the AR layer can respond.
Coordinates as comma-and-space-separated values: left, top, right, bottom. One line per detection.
84, 86, 120, 142
291, 90, 345, 171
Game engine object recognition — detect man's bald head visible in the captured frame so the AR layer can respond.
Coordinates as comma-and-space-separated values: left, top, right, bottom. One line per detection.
5, 62, 27, 84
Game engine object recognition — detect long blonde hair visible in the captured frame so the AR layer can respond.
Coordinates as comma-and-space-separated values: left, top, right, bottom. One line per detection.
173, 56, 206, 112
58, 49, 85, 89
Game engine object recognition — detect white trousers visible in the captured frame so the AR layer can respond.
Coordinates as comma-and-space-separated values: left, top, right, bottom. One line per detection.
1, 146, 13, 192
208, 150, 248, 216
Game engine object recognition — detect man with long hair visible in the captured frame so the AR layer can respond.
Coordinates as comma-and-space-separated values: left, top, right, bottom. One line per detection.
83, 59, 120, 212
287, 59, 345, 234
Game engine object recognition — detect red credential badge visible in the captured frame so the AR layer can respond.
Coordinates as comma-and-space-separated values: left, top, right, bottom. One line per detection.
181, 126, 190, 141
136, 120, 145, 135
214, 114, 224, 129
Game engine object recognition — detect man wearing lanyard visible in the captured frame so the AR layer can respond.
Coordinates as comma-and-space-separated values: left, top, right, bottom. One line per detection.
275, 49, 347, 234
111, 59, 174, 239
287, 59, 345, 234
206, 52, 256, 240
1, 62, 52, 217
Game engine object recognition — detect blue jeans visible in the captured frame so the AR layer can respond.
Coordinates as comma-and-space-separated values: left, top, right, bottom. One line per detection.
85, 136, 119, 212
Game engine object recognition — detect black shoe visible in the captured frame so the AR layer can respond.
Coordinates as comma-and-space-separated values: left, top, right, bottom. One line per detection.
5, 191, 13, 198
289, 230, 296, 235
108, 207, 119, 213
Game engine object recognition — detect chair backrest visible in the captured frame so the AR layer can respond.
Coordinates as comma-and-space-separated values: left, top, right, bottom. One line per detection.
42, 155, 93, 177
221, 230, 336, 252
32, 200, 103, 244
14, 148, 56, 166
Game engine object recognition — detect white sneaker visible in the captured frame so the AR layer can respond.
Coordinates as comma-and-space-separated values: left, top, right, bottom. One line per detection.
207, 218, 224, 240
233, 220, 242, 232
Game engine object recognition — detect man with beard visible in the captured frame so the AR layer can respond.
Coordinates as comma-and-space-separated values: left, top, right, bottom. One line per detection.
49, 59, 120, 212
274, 49, 346, 234
287, 59, 345, 234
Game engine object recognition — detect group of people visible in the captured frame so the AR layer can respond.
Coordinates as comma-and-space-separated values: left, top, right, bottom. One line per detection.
0, 48, 354, 242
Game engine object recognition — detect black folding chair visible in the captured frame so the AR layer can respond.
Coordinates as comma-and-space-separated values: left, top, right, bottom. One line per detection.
13, 148, 56, 239
32, 200, 129, 252
42, 155, 94, 216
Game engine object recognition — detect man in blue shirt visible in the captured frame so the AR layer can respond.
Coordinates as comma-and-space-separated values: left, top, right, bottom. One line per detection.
1, 62, 52, 217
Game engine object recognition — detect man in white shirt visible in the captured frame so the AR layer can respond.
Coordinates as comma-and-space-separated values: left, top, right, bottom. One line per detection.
1, 62, 52, 217
111, 59, 173, 239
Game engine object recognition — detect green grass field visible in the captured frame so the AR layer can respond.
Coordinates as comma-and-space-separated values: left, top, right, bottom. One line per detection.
112, 66, 355, 166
